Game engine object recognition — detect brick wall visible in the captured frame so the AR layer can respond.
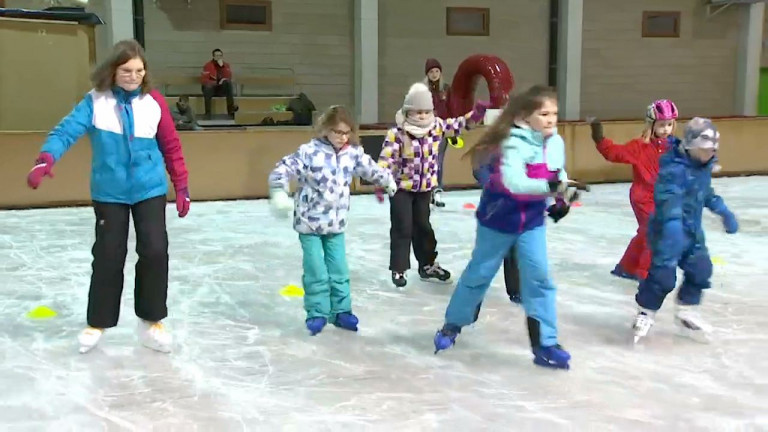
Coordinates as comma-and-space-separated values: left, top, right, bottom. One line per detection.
378, 0, 550, 121
581, 0, 741, 120
143, 0, 354, 112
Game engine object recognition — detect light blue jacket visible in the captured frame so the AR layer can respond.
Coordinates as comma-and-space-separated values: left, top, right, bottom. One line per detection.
476, 126, 568, 233
269, 138, 393, 235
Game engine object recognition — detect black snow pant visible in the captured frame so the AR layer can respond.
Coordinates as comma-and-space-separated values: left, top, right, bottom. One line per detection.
389, 190, 438, 271
87, 195, 169, 328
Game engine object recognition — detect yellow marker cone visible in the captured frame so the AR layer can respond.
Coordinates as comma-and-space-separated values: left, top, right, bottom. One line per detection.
711, 256, 725, 266
26, 305, 57, 320
280, 284, 304, 297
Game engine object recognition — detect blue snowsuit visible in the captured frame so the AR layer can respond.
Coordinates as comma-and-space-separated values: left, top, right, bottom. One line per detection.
635, 141, 737, 311
444, 127, 567, 349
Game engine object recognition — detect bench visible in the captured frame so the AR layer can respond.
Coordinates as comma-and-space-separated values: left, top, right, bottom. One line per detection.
157, 68, 297, 121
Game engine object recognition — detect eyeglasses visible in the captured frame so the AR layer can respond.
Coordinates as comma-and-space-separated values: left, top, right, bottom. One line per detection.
331, 129, 352, 137
117, 69, 145, 77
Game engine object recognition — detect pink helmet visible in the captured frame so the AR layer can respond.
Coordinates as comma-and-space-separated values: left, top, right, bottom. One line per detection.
646, 99, 678, 122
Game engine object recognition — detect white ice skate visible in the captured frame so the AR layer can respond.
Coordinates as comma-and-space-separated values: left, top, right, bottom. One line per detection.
78, 327, 103, 353
137, 320, 172, 353
632, 309, 655, 344
674, 305, 712, 344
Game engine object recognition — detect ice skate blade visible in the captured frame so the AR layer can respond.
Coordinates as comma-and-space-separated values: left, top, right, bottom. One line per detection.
675, 326, 712, 344
419, 277, 453, 285
141, 341, 172, 353
79, 344, 96, 354
533, 358, 570, 370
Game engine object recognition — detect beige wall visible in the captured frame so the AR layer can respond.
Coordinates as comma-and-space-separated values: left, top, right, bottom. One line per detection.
582, 0, 741, 120
4, 0, 94, 9
142, 0, 354, 112
0, 18, 93, 131
378, 0, 549, 121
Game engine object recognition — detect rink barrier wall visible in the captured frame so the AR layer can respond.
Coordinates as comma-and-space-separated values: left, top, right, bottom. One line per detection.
1, 118, 767, 209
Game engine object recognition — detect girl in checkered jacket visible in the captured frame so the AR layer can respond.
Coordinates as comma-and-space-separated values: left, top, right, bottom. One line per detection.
377, 82, 487, 288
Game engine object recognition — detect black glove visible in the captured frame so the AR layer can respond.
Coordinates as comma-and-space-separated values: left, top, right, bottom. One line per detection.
547, 201, 570, 223
589, 119, 603, 144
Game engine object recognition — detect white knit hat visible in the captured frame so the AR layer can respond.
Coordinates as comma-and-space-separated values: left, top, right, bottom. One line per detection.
402, 82, 434, 112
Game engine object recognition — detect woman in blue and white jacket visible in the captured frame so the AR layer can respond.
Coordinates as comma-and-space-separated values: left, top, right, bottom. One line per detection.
26, 39, 190, 354
268, 106, 396, 336
434, 85, 575, 370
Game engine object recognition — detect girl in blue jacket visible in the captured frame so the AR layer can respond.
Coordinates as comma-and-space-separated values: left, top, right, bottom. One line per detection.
434, 85, 575, 370
632, 117, 738, 343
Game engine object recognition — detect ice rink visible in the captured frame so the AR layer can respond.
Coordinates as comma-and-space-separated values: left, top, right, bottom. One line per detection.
0, 177, 766, 431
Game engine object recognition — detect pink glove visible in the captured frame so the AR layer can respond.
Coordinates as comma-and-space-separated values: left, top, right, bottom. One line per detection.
27, 152, 55, 189
375, 187, 385, 203
175, 187, 190, 218
469, 100, 491, 123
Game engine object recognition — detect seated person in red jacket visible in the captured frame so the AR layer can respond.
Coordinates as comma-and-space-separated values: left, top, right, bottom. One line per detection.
589, 100, 680, 282
200, 48, 238, 117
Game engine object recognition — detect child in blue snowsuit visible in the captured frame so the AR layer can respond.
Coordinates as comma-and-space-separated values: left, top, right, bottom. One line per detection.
632, 117, 738, 343
268, 106, 396, 336
434, 85, 574, 369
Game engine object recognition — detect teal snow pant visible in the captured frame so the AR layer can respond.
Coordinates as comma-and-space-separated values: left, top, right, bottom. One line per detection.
299, 233, 351, 321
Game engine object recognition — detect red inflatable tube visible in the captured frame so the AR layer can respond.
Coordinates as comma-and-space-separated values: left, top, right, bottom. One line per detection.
448, 54, 515, 118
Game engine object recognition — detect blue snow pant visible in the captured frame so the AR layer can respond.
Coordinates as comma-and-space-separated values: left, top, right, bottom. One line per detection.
635, 237, 713, 311
444, 223, 559, 348
299, 233, 351, 321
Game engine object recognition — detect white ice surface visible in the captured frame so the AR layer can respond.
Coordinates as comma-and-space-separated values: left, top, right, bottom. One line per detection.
0, 177, 767, 431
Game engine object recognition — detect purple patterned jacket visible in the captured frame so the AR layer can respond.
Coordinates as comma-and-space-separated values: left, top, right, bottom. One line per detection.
377, 116, 467, 192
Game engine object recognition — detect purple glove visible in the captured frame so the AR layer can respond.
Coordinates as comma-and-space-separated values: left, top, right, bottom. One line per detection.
469, 100, 491, 123
27, 152, 55, 189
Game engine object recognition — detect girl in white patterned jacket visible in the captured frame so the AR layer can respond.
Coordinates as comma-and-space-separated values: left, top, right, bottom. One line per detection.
268, 106, 397, 336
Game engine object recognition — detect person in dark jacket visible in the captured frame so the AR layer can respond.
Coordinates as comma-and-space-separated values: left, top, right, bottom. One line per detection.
424, 58, 451, 207
632, 117, 738, 344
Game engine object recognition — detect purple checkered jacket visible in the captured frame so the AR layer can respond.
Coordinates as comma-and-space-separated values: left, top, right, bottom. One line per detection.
377, 116, 467, 192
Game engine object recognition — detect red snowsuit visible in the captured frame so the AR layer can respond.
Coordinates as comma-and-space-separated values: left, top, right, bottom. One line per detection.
595, 136, 671, 280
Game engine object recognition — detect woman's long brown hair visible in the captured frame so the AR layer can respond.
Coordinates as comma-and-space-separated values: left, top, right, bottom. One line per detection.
463, 85, 557, 167
90, 39, 153, 94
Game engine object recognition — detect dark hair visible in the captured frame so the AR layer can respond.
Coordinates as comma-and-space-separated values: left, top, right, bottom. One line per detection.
464, 85, 557, 165
178, 95, 190, 102
212, 48, 223, 56
316, 105, 359, 145
90, 39, 152, 94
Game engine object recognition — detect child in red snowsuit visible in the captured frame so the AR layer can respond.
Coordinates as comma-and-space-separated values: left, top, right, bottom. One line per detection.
589, 100, 679, 281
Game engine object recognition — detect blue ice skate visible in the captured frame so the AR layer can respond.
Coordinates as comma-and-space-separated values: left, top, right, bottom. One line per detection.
306, 317, 327, 336
333, 312, 359, 332
532, 345, 571, 370
433, 324, 460, 354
